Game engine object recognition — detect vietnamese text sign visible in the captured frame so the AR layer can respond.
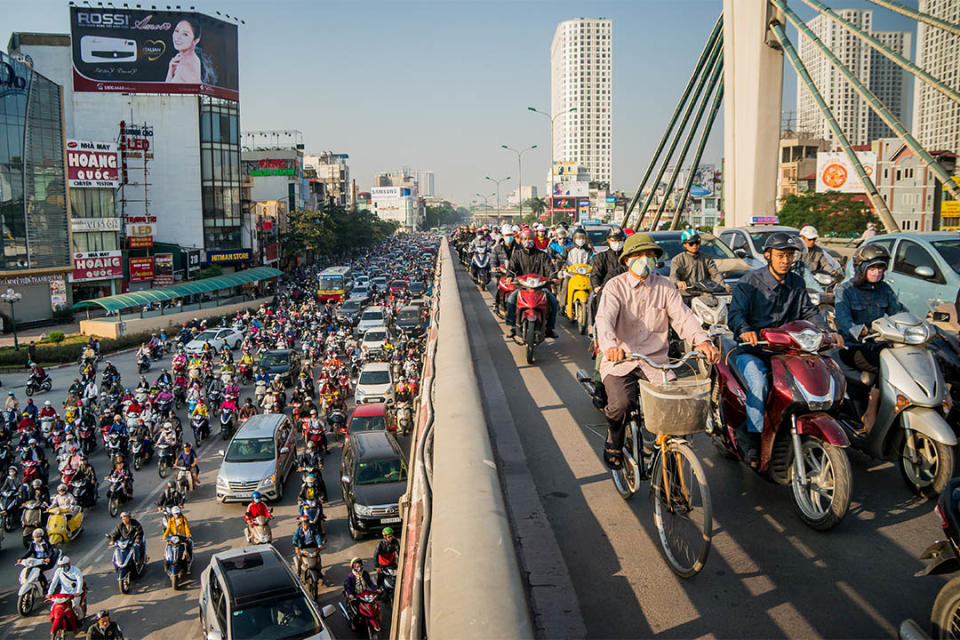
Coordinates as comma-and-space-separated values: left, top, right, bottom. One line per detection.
48, 278, 67, 311
206, 249, 251, 264
73, 250, 122, 282
154, 253, 174, 286
66, 140, 119, 188
243, 158, 296, 177
816, 151, 877, 194
942, 200, 960, 215
129, 256, 154, 281
128, 235, 153, 249
69, 7, 239, 101
71, 217, 122, 233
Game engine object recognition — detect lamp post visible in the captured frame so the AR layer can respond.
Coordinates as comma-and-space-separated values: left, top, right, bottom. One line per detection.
484, 176, 511, 222
528, 106, 576, 225
501, 144, 537, 221
1, 288, 22, 351
474, 192, 495, 211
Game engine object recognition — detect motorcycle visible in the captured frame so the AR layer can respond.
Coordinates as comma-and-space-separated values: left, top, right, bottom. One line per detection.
339, 590, 383, 640
106, 475, 130, 518
16, 556, 49, 616
24, 375, 53, 397
164, 534, 192, 590
219, 407, 236, 440
105, 433, 126, 463
494, 268, 516, 318
156, 441, 175, 479
238, 362, 253, 385
471, 246, 491, 290
709, 321, 852, 531
513, 273, 552, 365
77, 422, 97, 455
137, 354, 151, 374
562, 263, 593, 335
48, 591, 86, 639
175, 465, 195, 495
20, 499, 44, 547
130, 430, 153, 472
255, 380, 268, 407
109, 536, 146, 594
298, 547, 323, 601
394, 400, 412, 435
46, 506, 83, 545
245, 514, 273, 544
305, 421, 327, 449
834, 312, 956, 497
915, 477, 960, 638
378, 565, 397, 606
191, 415, 210, 443
70, 476, 96, 510
299, 498, 324, 530
928, 320, 960, 431
1, 485, 22, 532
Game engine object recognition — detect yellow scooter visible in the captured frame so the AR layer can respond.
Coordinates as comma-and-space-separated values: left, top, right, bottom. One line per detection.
47, 506, 84, 546
563, 264, 593, 335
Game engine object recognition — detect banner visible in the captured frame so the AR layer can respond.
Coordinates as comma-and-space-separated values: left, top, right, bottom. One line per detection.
154, 253, 174, 286
129, 256, 154, 281
70, 7, 239, 100
184, 249, 202, 275
129, 235, 153, 249
48, 278, 67, 311
73, 250, 122, 282
65, 140, 119, 188
551, 196, 576, 211
71, 217, 122, 233
816, 151, 877, 194
242, 158, 296, 177
206, 249, 251, 264
264, 243, 279, 264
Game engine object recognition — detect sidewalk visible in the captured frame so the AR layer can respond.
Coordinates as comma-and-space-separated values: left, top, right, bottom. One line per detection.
0, 321, 83, 349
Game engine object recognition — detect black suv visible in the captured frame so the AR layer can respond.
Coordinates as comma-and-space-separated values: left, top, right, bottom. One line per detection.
258, 349, 299, 387
340, 432, 406, 540
394, 305, 425, 337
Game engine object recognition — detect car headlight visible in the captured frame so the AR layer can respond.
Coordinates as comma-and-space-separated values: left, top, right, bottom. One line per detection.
355, 389, 366, 400
216, 476, 228, 490
354, 503, 374, 516
258, 475, 276, 489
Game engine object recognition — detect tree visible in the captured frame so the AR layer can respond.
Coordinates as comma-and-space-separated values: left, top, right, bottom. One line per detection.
283, 203, 399, 262
525, 197, 547, 218
778, 192, 877, 236
424, 201, 468, 229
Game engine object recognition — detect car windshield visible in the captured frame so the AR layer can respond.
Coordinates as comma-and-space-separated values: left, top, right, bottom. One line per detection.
408, 282, 425, 293
365, 331, 387, 342
195, 331, 218, 342
361, 311, 383, 322
587, 230, 608, 247
398, 310, 419, 322
932, 239, 960, 274
349, 415, 387, 433
260, 353, 289, 368
359, 370, 390, 385
658, 236, 736, 260
225, 437, 275, 463
356, 458, 407, 485
340, 300, 362, 311
319, 276, 343, 290
748, 230, 792, 253
229, 593, 322, 640
390, 280, 407, 288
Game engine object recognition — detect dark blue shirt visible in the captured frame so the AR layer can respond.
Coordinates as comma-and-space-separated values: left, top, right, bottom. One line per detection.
292, 524, 322, 549
728, 267, 825, 339
834, 279, 905, 342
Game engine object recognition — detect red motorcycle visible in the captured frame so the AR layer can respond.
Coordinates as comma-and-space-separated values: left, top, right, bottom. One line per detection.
48, 592, 85, 639
21, 459, 41, 484
513, 273, 551, 364
238, 361, 253, 384
338, 373, 351, 398
305, 422, 326, 449
709, 321, 852, 530
341, 590, 382, 638
494, 268, 516, 317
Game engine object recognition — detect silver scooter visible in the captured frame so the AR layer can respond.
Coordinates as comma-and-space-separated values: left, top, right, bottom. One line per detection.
835, 312, 956, 497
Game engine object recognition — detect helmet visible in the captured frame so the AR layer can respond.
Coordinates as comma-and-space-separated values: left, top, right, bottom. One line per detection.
171, 506, 182, 515
501, 223, 513, 236
96, 610, 110, 621
306, 474, 315, 485
606, 226, 626, 240
534, 223, 545, 232
572, 226, 586, 239
306, 441, 315, 450
511, 225, 520, 234
251, 491, 261, 501
762, 232, 802, 253
44, 401, 50, 407
853, 243, 891, 279
57, 484, 67, 493
32, 479, 42, 489
57, 555, 70, 566
382, 527, 394, 536
167, 481, 175, 489
618, 232, 664, 265
32, 529, 44, 539
556, 226, 568, 237
7, 466, 16, 475
351, 557, 363, 568
799, 225, 818, 240
518, 227, 535, 241
28, 438, 37, 445
680, 228, 700, 244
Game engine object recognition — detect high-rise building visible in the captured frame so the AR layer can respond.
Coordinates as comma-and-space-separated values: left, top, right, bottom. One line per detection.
796, 10, 910, 145
912, 0, 960, 153
550, 18, 612, 186
417, 170, 436, 197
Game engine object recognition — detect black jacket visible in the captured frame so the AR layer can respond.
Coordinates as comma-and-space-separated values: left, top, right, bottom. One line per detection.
156, 488, 184, 509
86, 621, 125, 640
109, 518, 144, 543
375, 537, 401, 568
507, 247, 556, 280
590, 250, 626, 290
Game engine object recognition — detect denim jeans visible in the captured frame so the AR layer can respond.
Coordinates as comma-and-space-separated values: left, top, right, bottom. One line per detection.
505, 290, 557, 331
734, 354, 769, 434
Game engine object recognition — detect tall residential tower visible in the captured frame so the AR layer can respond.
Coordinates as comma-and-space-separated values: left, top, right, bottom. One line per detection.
912, 0, 960, 153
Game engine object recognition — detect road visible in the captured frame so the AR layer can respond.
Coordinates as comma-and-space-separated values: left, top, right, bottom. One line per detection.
0, 345, 401, 639
459, 263, 945, 638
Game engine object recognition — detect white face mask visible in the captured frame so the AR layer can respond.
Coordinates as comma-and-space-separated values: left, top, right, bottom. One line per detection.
608, 241, 623, 252
628, 256, 657, 279
503, 235, 514, 244
574, 238, 586, 247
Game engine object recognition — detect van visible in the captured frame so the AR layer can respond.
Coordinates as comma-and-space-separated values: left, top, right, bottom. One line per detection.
340, 432, 406, 539
215, 414, 296, 503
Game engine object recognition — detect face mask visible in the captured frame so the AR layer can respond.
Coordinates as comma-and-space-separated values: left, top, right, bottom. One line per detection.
503, 236, 514, 244
628, 256, 657, 279
608, 241, 623, 252
574, 238, 586, 247
522, 240, 535, 249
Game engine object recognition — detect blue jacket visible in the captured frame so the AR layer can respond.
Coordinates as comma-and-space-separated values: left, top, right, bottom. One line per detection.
107, 421, 127, 436
729, 267, 825, 339
292, 524, 323, 549
548, 239, 573, 258
834, 279, 905, 342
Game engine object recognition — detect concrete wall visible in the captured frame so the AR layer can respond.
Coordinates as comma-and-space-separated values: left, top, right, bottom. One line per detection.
78, 296, 272, 339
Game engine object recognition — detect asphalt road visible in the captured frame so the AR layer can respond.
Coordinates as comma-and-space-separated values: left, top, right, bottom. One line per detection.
459, 263, 947, 639
0, 346, 403, 639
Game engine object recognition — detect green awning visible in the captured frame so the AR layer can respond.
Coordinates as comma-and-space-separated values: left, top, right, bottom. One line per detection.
73, 266, 282, 312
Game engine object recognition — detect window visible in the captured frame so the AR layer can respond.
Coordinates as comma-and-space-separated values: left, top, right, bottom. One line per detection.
893, 239, 943, 283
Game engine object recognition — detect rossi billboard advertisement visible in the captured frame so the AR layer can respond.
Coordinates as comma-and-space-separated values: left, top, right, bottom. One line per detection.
69, 7, 239, 100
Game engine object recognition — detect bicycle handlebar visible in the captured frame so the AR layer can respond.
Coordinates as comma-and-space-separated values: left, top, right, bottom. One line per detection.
626, 351, 704, 369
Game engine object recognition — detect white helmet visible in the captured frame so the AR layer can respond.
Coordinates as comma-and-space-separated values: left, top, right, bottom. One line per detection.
511, 225, 521, 234
799, 225, 818, 240
501, 223, 514, 236
534, 223, 545, 231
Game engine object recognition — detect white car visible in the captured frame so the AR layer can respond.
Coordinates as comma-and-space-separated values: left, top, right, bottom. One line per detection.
184, 328, 244, 354
361, 326, 393, 353
370, 276, 388, 291
355, 305, 388, 335
354, 362, 394, 404
351, 284, 370, 299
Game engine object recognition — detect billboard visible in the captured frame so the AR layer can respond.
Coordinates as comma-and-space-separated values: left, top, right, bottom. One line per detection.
371, 186, 414, 201
129, 256, 154, 281
154, 253, 174, 287
816, 151, 877, 194
243, 158, 296, 177
206, 249, 251, 264
73, 250, 122, 282
65, 140, 119, 188
552, 197, 577, 211
69, 7, 239, 101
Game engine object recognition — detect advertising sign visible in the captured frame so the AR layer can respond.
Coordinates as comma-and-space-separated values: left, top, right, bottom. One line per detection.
69, 7, 239, 100
243, 158, 296, 177
553, 161, 578, 176
153, 253, 174, 286
65, 140, 119, 188
128, 235, 153, 249
129, 256, 154, 281
816, 151, 877, 194
942, 200, 960, 215
206, 249, 251, 264
73, 250, 122, 282
371, 186, 414, 201
184, 249, 202, 275
71, 217, 122, 233
752, 216, 780, 225
264, 243, 279, 264
552, 197, 576, 211
49, 278, 67, 311
126, 221, 156, 237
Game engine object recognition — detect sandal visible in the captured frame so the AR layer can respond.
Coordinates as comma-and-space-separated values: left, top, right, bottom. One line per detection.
603, 442, 623, 470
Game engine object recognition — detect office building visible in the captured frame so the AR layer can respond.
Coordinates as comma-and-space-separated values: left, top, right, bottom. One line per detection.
304, 153, 351, 207
873, 137, 957, 231
912, 0, 960, 154
417, 170, 436, 197
550, 17, 612, 186
778, 133, 831, 207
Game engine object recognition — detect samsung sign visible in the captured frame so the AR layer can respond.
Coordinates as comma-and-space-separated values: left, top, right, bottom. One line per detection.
371, 186, 414, 202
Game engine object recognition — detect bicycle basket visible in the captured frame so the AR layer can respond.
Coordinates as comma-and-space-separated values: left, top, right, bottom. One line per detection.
637, 374, 710, 436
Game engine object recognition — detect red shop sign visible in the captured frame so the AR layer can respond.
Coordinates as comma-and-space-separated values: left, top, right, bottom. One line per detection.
72, 251, 122, 282
129, 257, 154, 282
129, 236, 153, 249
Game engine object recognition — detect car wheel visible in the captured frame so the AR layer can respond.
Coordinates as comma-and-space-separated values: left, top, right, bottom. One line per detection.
348, 514, 361, 540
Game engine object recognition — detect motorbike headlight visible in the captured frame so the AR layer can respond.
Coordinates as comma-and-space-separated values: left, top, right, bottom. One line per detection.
808, 292, 822, 306
354, 503, 374, 516
788, 328, 824, 353
904, 323, 933, 345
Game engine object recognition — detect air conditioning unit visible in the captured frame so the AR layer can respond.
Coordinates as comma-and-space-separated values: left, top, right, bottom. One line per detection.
12, 53, 33, 68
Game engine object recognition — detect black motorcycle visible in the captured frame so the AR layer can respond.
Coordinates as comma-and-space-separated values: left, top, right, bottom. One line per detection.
916, 477, 960, 638
0, 485, 22, 532
106, 474, 131, 518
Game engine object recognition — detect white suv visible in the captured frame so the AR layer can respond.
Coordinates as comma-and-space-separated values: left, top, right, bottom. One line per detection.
354, 362, 394, 405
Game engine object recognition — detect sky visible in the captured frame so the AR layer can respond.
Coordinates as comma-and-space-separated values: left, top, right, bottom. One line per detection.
2, 0, 919, 205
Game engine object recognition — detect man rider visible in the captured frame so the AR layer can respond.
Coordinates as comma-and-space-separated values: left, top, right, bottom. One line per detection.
239, 397, 258, 422
728, 232, 844, 464
834, 244, 905, 433
297, 441, 327, 500
799, 225, 841, 277
108, 512, 145, 565
176, 442, 200, 489
548, 226, 573, 260
590, 226, 628, 313
156, 369, 173, 387
23, 397, 38, 421
86, 610, 125, 640
102, 360, 120, 383
595, 232, 719, 470
47, 554, 86, 609
505, 227, 559, 339
374, 527, 400, 588
670, 228, 726, 292
244, 491, 272, 542
156, 481, 184, 511
292, 514, 325, 579
490, 224, 518, 274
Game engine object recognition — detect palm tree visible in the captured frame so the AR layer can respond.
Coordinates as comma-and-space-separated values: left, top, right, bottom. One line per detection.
526, 197, 547, 218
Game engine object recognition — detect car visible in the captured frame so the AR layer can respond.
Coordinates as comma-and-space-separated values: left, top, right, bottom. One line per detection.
340, 431, 406, 539
258, 349, 299, 387
361, 326, 393, 355
199, 544, 336, 640
345, 402, 393, 443
394, 305, 425, 337
354, 274, 370, 286
407, 281, 427, 297
648, 231, 754, 285
387, 279, 409, 295
354, 362, 394, 405
336, 296, 370, 326
351, 284, 370, 299
355, 305, 388, 335
844, 232, 960, 318
408, 297, 428, 312
583, 224, 615, 252
718, 225, 846, 270
184, 327, 244, 354
215, 414, 296, 502
370, 276, 388, 292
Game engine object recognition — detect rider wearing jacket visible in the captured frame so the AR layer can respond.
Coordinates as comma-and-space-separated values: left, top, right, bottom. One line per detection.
47, 555, 85, 608
108, 512, 145, 565
20, 529, 56, 589
292, 515, 325, 577
505, 228, 559, 339
669, 229, 726, 291
374, 527, 400, 587
156, 481, 184, 510
490, 224, 518, 272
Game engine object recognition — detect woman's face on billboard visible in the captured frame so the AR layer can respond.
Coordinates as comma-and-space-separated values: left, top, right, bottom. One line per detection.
172, 20, 198, 52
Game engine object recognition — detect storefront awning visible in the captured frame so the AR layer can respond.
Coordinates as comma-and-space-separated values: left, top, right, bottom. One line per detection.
72, 266, 282, 312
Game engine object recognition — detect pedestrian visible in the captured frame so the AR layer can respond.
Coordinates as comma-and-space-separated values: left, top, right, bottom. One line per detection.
26, 342, 37, 368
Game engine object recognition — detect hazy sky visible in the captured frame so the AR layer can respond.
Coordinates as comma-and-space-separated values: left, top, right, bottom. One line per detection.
3, 0, 917, 204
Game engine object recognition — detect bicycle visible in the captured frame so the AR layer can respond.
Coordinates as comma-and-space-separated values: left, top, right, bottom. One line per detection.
602, 351, 713, 578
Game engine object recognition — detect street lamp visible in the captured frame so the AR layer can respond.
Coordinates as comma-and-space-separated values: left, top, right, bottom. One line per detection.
528, 106, 576, 224
1, 288, 22, 351
484, 176, 511, 222
501, 144, 537, 220
474, 192, 495, 211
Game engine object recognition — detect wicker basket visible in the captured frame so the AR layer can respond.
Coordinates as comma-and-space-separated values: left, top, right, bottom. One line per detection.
638, 375, 711, 436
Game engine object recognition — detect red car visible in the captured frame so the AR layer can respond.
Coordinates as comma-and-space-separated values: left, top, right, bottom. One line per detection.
344, 402, 393, 444
387, 279, 409, 296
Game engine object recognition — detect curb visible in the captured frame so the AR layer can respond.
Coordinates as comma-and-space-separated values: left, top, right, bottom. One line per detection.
0, 347, 139, 387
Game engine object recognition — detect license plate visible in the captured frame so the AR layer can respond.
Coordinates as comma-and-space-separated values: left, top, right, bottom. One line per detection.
381, 517, 402, 524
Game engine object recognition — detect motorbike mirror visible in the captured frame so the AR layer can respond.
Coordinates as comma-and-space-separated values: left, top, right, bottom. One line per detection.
932, 311, 951, 323
341, 475, 351, 484
205, 631, 225, 640
915, 265, 936, 279
217, 449, 225, 457
321, 604, 336, 619
734, 248, 747, 258
280, 447, 289, 454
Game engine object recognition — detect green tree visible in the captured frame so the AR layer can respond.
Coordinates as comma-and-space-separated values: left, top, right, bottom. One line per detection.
424, 201, 468, 229
525, 197, 547, 218
778, 192, 877, 236
283, 204, 399, 261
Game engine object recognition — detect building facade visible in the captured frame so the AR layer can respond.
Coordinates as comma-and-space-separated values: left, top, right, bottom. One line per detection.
550, 18, 612, 186
777, 133, 830, 207
873, 137, 957, 231
912, 0, 960, 154
304, 153, 350, 207
368, 186, 422, 231
796, 11, 910, 145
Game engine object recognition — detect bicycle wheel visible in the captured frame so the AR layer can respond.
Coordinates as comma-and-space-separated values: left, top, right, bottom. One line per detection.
651, 439, 712, 578
612, 423, 642, 500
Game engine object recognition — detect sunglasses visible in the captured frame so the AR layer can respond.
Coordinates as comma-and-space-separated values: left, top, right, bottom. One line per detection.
684, 240, 701, 246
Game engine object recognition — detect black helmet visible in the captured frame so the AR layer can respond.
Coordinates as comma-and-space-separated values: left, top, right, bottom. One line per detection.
606, 225, 626, 240
762, 232, 802, 254
853, 243, 890, 280
572, 226, 587, 238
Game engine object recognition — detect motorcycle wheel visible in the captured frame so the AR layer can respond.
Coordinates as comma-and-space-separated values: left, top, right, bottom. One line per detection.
42, 380, 52, 392
4, 513, 15, 532
931, 575, 960, 639
900, 431, 954, 499
789, 437, 851, 531
170, 573, 178, 590
524, 322, 536, 365
159, 460, 170, 478
576, 300, 588, 335
133, 455, 142, 472
119, 571, 131, 594
24, 385, 33, 398
16, 590, 34, 617
222, 427, 230, 440
54, 629, 65, 640
368, 627, 380, 640
175, 398, 183, 410
108, 496, 120, 518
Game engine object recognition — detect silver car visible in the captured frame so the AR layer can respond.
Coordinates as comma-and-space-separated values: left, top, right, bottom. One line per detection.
215, 414, 296, 503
